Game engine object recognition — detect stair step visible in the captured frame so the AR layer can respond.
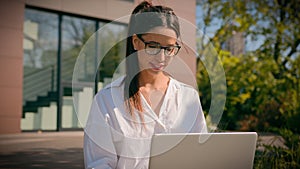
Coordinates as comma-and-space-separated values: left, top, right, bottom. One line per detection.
25, 100, 51, 107
64, 87, 83, 96
22, 86, 85, 118
23, 106, 38, 113
38, 95, 57, 102
48, 91, 57, 98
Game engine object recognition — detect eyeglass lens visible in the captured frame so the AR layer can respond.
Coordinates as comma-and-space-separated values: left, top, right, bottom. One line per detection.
137, 34, 180, 57
145, 43, 179, 56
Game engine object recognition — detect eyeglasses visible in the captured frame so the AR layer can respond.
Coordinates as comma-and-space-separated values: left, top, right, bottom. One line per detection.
136, 34, 181, 57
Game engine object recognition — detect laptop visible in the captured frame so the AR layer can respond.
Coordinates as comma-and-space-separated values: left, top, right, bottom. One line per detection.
149, 132, 257, 169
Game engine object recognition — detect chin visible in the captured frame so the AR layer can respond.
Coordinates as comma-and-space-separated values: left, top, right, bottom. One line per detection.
150, 68, 166, 75
142, 68, 164, 75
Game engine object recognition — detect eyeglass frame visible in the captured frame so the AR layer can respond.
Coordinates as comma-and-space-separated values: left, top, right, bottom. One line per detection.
136, 34, 181, 57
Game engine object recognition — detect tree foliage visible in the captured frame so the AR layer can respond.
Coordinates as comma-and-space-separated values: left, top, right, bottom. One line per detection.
196, 0, 300, 133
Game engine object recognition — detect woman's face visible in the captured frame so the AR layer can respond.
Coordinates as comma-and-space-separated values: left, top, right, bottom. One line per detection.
132, 27, 178, 75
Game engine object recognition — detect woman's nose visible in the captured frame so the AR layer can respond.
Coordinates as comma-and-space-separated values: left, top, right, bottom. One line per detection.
156, 49, 166, 62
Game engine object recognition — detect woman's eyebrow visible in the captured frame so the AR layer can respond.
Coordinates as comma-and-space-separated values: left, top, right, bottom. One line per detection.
147, 41, 178, 47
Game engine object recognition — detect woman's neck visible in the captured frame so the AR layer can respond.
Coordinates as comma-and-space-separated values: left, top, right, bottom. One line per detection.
138, 71, 170, 91
138, 71, 170, 115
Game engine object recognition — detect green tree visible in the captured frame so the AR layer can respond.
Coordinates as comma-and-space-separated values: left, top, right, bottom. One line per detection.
196, 0, 300, 133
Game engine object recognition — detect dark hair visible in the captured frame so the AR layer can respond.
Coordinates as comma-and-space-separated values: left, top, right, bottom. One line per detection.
124, 1, 180, 120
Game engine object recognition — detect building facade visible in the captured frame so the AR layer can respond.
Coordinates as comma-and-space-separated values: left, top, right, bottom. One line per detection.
0, 0, 197, 134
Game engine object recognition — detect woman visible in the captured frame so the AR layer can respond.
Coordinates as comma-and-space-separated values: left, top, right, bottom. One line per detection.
84, 1, 207, 169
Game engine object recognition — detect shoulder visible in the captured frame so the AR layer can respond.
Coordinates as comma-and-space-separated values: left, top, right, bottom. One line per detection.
171, 78, 198, 94
103, 75, 126, 90
170, 78, 202, 107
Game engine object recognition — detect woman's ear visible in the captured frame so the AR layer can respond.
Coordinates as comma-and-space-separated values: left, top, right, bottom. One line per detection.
132, 34, 139, 50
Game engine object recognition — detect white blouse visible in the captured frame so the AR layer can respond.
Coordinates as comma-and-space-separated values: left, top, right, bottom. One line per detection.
84, 76, 207, 169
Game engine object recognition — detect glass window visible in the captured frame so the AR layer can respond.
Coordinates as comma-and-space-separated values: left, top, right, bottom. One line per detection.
22, 8, 128, 130
62, 15, 96, 82
23, 9, 58, 69
98, 22, 127, 86
22, 9, 58, 130
61, 16, 96, 128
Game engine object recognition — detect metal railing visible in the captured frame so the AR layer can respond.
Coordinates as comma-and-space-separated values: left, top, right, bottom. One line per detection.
23, 65, 56, 105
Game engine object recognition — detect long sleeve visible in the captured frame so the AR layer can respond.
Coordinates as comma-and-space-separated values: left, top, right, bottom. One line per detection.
84, 95, 118, 169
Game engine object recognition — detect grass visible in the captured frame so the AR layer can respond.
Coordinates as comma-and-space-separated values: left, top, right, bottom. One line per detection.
254, 129, 300, 169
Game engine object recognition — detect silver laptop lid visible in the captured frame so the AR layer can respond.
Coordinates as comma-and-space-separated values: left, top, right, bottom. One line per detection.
149, 132, 257, 169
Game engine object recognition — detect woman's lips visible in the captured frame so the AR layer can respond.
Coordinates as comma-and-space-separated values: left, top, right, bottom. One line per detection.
149, 62, 165, 71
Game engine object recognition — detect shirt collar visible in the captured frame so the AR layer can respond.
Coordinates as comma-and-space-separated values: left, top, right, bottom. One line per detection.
104, 75, 181, 90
